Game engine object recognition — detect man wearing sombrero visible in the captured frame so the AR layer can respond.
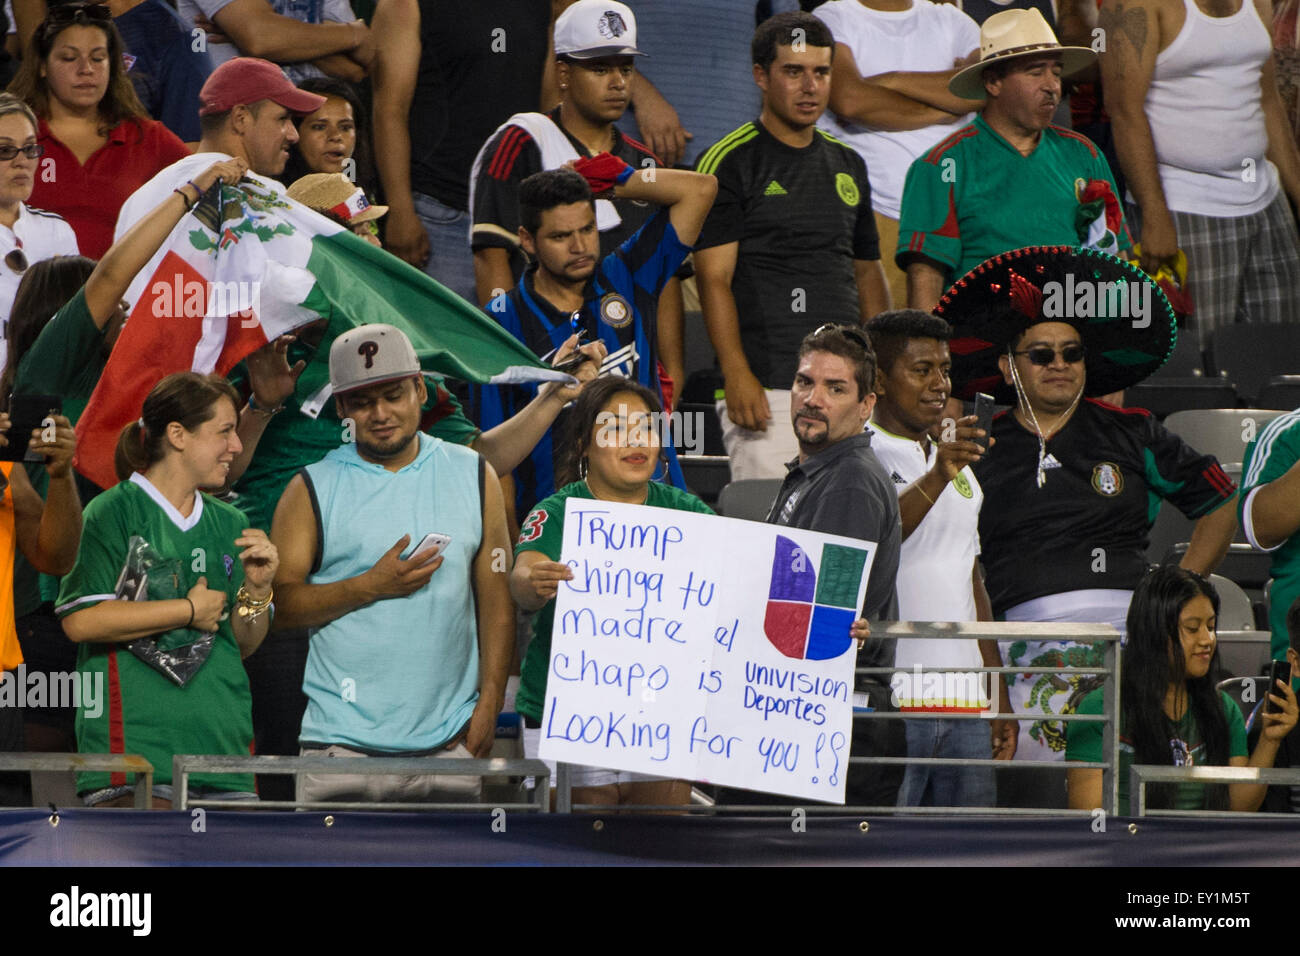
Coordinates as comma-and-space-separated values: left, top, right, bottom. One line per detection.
939, 245, 1239, 805
897, 9, 1132, 311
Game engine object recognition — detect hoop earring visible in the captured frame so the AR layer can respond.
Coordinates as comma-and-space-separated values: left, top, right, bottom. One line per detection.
578, 456, 588, 480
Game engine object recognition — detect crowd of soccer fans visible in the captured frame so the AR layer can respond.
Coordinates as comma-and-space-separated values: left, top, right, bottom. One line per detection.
2, 0, 1300, 816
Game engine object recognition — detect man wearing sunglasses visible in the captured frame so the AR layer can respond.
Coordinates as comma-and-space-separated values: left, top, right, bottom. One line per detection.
938, 246, 1239, 806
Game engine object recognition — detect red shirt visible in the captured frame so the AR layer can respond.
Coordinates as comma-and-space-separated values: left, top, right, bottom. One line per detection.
30, 116, 191, 259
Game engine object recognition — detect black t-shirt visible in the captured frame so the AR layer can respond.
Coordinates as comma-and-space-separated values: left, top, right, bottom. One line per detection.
768, 432, 902, 708
410, 0, 550, 211
694, 119, 880, 388
471, 107, 661, 284
973, 399, 1237, 615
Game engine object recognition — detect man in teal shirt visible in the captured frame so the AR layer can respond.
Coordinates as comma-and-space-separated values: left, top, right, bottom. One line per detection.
897, 8, 1129, 309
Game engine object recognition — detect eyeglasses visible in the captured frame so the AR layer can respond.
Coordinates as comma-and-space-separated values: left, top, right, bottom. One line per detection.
813, 323, 871, 351
1013, 344, 1085, 366
0, 144, 43, 163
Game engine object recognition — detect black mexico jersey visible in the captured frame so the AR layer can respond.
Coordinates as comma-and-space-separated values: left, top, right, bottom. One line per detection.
694, 120, 879, 388
973, 399, 1236, 615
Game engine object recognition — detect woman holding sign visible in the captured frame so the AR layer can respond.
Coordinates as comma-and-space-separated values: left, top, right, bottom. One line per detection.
511, 377, 714, 808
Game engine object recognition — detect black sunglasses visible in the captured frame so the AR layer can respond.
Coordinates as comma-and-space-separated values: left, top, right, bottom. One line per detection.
813, 323, 871, 351
0, 144, 43, 163
46, 2, 112, 26
1013, 344, 1086, 366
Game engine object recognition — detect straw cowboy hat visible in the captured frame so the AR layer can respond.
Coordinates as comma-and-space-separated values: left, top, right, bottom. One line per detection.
286, 173, 388, 226
948, 8, 1095, 100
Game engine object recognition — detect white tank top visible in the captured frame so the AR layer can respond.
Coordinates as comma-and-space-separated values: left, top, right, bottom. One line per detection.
1143, 0, 1279, 216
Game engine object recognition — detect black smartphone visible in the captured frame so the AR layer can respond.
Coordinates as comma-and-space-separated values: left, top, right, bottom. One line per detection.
1265, 659, 1292, 714
972, 392, 995, 452
1, 394, 60, 462
552, 330, 591, 375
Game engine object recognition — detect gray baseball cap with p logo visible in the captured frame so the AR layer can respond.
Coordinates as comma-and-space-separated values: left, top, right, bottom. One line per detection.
328, 323, 421, 394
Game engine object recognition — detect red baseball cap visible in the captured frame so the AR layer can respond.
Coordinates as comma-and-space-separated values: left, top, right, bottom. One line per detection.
198, 58, 327, 117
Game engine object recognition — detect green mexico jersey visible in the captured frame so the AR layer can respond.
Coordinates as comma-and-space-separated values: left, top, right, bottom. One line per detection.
513, 480, 715, 723
1240, 409, 1300, 661
897, 114, 1131, 282
55, 475, 255, 794
13, 287, 106, 611
1066, 688, 1247, 810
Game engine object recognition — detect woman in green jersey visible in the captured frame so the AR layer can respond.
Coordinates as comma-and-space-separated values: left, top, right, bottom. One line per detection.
57, 369, 280, 808
1067, 566, 1298, 812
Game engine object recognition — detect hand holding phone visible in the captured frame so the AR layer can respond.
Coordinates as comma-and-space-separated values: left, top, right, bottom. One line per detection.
1265, 659, 1292, 715
972, 392, 995, 452
405, 532, 451, 563
1, 394, 62, 463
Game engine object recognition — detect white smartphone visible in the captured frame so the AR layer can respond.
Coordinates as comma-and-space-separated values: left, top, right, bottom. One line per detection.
405, 532, 451, 562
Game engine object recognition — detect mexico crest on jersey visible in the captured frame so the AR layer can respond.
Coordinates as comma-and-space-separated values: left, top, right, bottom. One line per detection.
1091, 462, 1123, 497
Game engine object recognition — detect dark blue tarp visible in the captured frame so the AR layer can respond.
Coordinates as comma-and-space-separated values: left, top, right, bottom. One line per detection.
2, 809, 1299, 866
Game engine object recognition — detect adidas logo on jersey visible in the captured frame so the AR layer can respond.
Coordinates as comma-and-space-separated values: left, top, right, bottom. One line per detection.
890, 471, 907, 485
599, 341, 639, 381
763, 180, 787, 196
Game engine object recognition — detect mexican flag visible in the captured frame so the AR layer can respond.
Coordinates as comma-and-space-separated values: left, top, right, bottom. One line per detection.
75, 157, 563, 489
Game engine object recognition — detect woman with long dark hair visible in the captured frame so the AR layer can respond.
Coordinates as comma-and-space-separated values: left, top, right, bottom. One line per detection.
1, 255, 95, 413
10, 1, 190, 258
57, 370, 278, 809
1067, 565, 1298, 811
510, 376, 714, 808
282, 77, 375, 199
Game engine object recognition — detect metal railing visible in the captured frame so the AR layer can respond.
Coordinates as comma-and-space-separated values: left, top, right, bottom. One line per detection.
0, 752, 154, 808
171, 754, 552, 811
546, 621, 1124, 816
0, 622, 1128, 815
1129, 765, 1300, 817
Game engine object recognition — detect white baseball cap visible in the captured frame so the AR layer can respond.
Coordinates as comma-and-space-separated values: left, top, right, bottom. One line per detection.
329, 323, 421, 394
554, 0, 645, 60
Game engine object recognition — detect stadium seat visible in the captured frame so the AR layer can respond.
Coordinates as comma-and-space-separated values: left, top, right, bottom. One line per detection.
1209, 573, 1255, 631
679, 455, 730, 506
675, 402, 725, 456
680, 368, 722, 405
1163, 409, 1285, 467
682, 310, 716, 380
717, 478, 782, 521
1218, 673, 1273, 710
1145, 465, 1243, 564
1256, 376, 1300, 412
1149, 330, 1206, 378
1123, 378, 1238, 419
1165, 542, 1273, 591
1208, 324, 1300, 404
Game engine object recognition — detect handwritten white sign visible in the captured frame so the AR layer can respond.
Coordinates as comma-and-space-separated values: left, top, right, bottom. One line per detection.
538, 499, 875, 803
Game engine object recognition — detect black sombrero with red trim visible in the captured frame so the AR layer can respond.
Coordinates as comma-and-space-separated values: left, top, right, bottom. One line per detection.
934, 245, 1177, 402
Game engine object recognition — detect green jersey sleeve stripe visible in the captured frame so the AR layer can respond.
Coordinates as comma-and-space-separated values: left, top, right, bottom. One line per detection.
1243, 409, 1300, 488
55, 593, 117, 616
696, 123, 759, 175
